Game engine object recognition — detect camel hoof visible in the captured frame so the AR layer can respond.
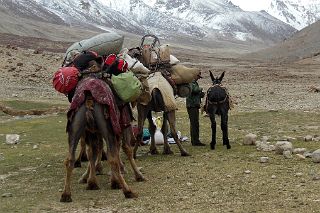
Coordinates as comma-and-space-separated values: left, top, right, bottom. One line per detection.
210, 143, 215, 150
78, 177, 87, 184
135, 175, 146, 182
163, 149, 174, 155
124, 191, 138, 199
111, 181, 121, 189
60, 193, 72, 202
227, 145, 231, 149
96, 166, 103, 175
150, 149, 159, 155
181, 152, 191, 157
86, 181, 100, 190
74, 161, 81, 168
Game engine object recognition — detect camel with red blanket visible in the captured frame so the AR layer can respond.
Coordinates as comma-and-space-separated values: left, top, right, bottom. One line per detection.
60, 77, 138, 202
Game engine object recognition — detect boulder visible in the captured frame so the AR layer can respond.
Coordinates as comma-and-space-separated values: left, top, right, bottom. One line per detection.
283, 150, 292, 159
275, 141, 293, 155
256, 141, 275, 152
311, 149, 320, 163
5, 134, 20, 145
304, 135, 313, 142
260, 157, 269, 163
293, 148, 307, 155
243, 133, 257, 145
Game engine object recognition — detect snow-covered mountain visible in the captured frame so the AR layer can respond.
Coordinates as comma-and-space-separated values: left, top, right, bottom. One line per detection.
96, 0, 296, 42
266, 0, 320, 30
0, 0, 296, 43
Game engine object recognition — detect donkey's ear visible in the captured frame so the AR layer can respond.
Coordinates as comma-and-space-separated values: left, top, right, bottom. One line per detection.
209, 71, 215, 82
218, 71, 225, 82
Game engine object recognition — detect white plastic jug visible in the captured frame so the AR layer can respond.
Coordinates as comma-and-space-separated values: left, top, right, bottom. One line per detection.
154, 129, 164, 145
153, 116, 164, 145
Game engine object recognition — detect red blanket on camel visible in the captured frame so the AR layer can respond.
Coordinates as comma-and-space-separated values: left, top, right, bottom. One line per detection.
67, 77, 121, 136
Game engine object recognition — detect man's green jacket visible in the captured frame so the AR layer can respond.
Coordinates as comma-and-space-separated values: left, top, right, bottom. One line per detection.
186, 81, 205, 108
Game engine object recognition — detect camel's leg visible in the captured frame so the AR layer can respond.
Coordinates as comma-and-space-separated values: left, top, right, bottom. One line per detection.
134, 104, 148, 158
162, 113, 173, 155
147, 111, 158, 155
119, 158, 126, 175
121, 127, 146, 182
79, 145, 89, 184
86, 140, 100, 190
221, 111, 231, 149
108, 135, 137, 198
95, 135, 104, 175
75, 137, 87, 168
94, 104, 137, 198
209, 113, 217, 150
60, 105, 86, 202
167, 111, 190, 156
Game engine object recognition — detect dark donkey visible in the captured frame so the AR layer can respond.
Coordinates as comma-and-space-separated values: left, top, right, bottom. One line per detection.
204, 71, 231, 150
60, 78, 137, 202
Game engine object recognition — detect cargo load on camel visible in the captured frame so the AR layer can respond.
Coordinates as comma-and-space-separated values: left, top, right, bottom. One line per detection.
139, 34, 171, 68
63, 31, 124, 65
127, 34, 200, 98
54, 33, 200, 103
54, 50, 142, 104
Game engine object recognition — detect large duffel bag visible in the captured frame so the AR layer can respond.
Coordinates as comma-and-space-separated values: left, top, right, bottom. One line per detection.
111, 71, 142, 103
170, 64, 200, 84
64, 32, 124, 64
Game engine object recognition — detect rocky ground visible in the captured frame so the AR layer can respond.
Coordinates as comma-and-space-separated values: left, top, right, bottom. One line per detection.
0, 35, 320, 112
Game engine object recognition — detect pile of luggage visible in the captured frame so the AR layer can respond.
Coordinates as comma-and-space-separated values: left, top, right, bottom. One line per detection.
134, 34, 200, 98
53, 32, 200, 103
53, 32, 142, 103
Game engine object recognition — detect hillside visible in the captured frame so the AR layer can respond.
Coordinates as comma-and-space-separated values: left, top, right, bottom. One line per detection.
242, 20, 320, 62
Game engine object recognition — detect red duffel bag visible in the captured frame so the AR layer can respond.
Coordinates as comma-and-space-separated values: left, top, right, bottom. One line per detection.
53, 66, 79, 94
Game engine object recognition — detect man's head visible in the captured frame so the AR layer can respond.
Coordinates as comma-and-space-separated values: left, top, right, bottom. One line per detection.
196, 72, 202, 81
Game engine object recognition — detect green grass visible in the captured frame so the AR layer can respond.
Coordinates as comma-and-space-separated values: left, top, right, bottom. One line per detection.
0, 105, 320, 212
1, 100, 67, 110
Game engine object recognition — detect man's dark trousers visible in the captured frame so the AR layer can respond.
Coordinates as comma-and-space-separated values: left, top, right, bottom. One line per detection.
187, 107, 200, 145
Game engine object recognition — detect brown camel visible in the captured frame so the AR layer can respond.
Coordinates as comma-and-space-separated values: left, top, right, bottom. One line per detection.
134, 88, 190, 157
60, 78, 137, 202
74, 103, 145, 181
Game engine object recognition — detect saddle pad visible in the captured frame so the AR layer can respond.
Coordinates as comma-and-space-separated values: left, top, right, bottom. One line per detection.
148, 72, 176, 111
68, 77, 121, 136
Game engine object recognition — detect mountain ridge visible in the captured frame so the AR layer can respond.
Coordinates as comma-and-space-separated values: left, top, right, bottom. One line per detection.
0, 0, 296, 45
266, 0, 320, 30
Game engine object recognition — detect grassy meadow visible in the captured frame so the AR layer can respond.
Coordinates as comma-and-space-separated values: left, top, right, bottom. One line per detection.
0, 100, 320, 212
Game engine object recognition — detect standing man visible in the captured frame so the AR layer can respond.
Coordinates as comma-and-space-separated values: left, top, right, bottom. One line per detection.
186, 72, 206, 146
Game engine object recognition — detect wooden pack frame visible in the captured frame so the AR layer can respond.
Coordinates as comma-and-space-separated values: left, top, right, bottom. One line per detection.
140, 34, 170, 68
